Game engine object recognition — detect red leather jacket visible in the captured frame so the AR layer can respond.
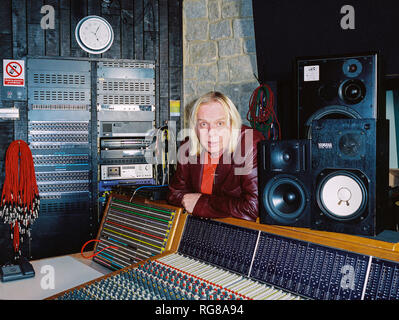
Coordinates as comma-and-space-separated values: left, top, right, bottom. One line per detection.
167, 126, 265, 221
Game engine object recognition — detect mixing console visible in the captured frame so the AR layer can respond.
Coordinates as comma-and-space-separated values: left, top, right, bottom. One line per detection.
51, 197, 399, 300
93, 198, 181, 270
55, 253, 301, 300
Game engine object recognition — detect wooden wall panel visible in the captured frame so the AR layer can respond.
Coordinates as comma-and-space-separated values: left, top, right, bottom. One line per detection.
120, 0, 134, 59
168, 0, 182, 133
59, 0, 71, 56
143, 0, 157, 61
1, 0, 13, 73
0, 0, 183, 264
12, 0, 27, 58
44, 0, 61, 56
70, 0, 88, 57
27, 0, 45, 56
158, 0, 169, 127
133, 0, 144, 60
0, 0, 183, 157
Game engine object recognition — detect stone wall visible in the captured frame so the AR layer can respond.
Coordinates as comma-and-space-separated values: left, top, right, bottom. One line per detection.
182, 0, 258, 127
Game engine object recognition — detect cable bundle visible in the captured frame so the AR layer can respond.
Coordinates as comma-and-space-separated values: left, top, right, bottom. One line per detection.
247, 84, 281, 140
0, 140, 40, 257
152, 125, 176, 185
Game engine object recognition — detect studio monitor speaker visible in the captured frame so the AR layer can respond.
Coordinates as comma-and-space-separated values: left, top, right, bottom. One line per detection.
258, 139, 311, 227
296, 52, 384, 138
310, 118, 392, 236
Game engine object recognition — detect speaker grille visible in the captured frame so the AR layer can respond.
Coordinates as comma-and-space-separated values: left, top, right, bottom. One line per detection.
338, 131, 365, 159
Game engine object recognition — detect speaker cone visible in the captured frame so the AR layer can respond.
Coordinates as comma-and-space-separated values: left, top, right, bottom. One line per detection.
316, 170, 367, 221
342, 58, 363, 78
262, 175, 308, 224
339, 79, 366, 105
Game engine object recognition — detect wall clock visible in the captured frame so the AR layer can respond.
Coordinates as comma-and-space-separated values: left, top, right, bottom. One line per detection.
75, 15, 114, 54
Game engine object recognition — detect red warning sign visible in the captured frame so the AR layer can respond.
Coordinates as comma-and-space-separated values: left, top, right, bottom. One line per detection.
3, 59, 25, 86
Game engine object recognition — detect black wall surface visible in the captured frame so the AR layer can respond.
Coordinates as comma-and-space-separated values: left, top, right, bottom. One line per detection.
0, 0, 182, 264
253, 0, 399, 82
252, 0, 399, 139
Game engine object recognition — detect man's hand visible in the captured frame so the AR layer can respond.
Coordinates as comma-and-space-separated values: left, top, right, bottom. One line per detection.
182, 193, 202, 213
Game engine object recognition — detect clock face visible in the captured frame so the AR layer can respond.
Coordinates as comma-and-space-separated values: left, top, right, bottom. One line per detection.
75, 16, 114, 54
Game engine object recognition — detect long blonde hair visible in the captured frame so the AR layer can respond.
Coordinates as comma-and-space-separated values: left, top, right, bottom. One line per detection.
187, 91, 242, 156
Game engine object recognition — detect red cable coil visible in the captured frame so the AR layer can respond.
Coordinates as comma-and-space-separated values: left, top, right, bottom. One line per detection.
0, 140, 39, 254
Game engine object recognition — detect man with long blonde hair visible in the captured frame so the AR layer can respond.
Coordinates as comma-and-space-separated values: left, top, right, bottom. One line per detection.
167, 91, 265, 221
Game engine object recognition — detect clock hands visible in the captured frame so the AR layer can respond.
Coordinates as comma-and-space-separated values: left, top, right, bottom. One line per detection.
76, 16, 114, 54
90, 25, 100, 42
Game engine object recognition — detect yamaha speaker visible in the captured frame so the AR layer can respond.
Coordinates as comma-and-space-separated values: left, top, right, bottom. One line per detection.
258, 139, 311, 227
311, 118, 393, 236
296, 52, 384, 138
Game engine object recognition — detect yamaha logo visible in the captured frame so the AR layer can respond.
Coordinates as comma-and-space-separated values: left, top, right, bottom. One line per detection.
318, 142, 333, 149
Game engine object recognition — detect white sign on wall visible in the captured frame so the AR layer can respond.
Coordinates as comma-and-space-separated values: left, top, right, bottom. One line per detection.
3, 59, 25, 87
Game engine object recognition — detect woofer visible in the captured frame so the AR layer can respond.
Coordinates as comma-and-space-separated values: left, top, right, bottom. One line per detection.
316, 170, 368, 221
262, 175, 308, 225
